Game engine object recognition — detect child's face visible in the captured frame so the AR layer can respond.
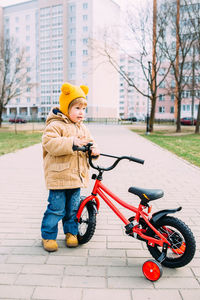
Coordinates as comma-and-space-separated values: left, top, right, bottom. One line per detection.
68, 103, 86, 123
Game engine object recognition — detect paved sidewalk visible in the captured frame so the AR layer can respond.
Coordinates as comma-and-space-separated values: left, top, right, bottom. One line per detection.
0, 125, 200, 300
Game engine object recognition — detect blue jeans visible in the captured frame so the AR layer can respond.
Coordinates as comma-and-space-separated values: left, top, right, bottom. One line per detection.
41, 188, 80, 240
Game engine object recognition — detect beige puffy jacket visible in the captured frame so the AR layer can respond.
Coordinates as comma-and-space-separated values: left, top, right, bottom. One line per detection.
42, 108, 96, 190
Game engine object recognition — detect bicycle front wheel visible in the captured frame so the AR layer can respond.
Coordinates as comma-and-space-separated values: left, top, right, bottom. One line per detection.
77, 201, 96, 244
146, 216, 196, 268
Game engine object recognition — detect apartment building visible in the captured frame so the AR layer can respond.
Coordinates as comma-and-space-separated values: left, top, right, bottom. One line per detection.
1, 0, 120, 120
119, 54, 147, 120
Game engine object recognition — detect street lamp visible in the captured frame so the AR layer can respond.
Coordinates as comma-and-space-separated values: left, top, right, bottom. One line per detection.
146, 61, 151, 135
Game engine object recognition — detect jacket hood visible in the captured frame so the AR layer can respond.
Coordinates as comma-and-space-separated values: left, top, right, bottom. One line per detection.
45, 107, 71, 126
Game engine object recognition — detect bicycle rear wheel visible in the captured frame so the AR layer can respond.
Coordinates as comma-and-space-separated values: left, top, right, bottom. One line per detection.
77, 201, 96, 244
146, 216, 196, 268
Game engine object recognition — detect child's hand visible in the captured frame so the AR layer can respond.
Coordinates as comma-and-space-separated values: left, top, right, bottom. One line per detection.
91, 147, 100, 157
73, 136, 90, 147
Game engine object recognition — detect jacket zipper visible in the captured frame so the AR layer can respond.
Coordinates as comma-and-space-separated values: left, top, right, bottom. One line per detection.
75, 124, 83, 182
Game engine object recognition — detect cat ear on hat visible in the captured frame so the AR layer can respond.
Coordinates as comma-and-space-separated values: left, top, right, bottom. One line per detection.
80, 85, 89, 96
61, 83, 72, 95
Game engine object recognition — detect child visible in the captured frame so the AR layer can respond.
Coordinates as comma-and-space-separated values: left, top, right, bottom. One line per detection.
41, 82, 99, 252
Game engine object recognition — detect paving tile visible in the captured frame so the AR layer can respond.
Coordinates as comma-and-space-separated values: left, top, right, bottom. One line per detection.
64, 265, 106, 276
0, 285, 34, 299
88, 256, 127, 266
180, 290, 200, 300
132, 289, 182, 300
62, 275, 106, 288
15, 274, 61, 287
89, 249, 126, 257
6, 254, 47, 264
33, 287, 82, 300
0, 273, 16, 284
82, 289, 131, 300
46, 255, 87, 265
108, 276, 153, 288
108, 266, 141, 277
154, 277, 200, 288
0, 264, 22, 274
21, 264, 64, 275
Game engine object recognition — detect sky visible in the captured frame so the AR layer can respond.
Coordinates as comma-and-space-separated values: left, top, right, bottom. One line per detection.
0, 0, 123, 7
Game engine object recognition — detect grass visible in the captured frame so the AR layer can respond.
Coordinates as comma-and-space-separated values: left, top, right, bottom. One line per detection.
131, 128, 200, 168
0, 131, 42, 156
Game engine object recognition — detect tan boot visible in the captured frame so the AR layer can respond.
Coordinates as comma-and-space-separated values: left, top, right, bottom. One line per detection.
66, 233, 78, 248
42, 239, 58, 252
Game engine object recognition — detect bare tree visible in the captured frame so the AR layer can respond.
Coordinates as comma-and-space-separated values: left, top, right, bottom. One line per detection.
159, 0, 199, 132
89, 0, 174, 132
182, 0, 200, 134
0, 36, 33, 127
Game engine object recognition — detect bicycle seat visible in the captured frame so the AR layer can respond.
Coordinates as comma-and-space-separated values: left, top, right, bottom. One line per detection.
128, 187, 164, 203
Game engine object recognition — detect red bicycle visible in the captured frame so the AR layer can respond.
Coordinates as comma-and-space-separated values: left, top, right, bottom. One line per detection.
74, 143, 196, 281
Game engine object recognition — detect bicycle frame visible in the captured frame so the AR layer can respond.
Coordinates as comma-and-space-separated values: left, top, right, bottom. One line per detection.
77, 178, 171, 248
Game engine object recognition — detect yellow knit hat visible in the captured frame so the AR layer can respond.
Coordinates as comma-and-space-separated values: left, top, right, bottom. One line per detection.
59, 82, 89, 116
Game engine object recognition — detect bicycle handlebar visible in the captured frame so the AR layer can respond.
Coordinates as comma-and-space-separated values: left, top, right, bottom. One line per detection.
72, 143, 144, 171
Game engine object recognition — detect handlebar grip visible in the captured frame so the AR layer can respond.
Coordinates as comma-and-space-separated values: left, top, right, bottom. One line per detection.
129, 156, 145, 164
72, 145, 87, 152
72, 142, 94, 152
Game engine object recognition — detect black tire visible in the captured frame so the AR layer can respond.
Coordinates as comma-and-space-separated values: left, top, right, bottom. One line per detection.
77, 201, 96, 244
146, 216, 196, 268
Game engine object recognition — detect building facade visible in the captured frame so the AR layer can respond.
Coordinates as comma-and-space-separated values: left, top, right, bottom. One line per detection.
1, 0, 120, 120
119, 54, 147, 120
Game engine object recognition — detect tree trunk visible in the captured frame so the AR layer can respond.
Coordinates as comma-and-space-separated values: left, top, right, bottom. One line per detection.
176, 93, 181, 133
0, 105, 3, 128
195, 101, 200, 134
149, 96, 156, 132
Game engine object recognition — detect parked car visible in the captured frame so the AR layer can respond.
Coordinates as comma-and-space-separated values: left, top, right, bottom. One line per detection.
180, 117, 197, 125
9, 117, 27, 124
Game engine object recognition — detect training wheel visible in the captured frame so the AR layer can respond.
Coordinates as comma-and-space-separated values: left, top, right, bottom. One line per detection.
142, 259, 163, 281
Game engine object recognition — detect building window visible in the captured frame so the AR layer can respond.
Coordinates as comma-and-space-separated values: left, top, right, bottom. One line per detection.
70, 28, 76, 34
83, 15, 88, 21
159, 106, 165, 113
83, 49, 88, 56
52, 5, 63, 15
159, 80, 165, 88
83, 26, 88, 32
171, 80, 175, 88
159, 94, 165, 101
171, 94, 175, 101
83, 38, 88, 45
70, 62, 76, 68
70, 50, 76, 57
70, 4, 76, 13
159, 68, 165, 75
27, 97, 31, 103
83, 3, 88, 9
70, 17, 76, 23
170, 106, 174, 113
70, 39, 76, 46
